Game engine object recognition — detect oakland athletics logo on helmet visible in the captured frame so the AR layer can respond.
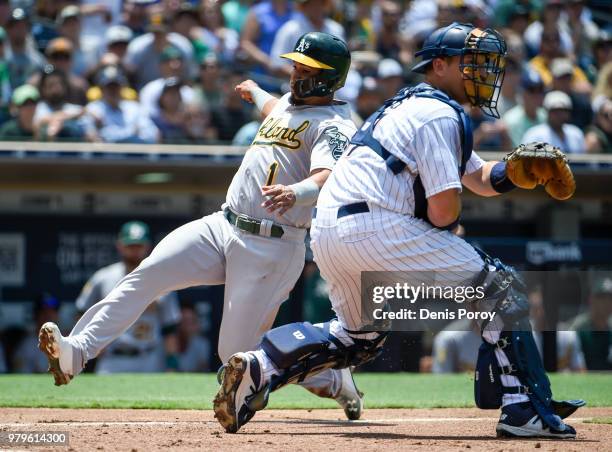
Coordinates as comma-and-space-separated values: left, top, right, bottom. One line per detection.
295, 38, 310, 53
281, 32, 351, 98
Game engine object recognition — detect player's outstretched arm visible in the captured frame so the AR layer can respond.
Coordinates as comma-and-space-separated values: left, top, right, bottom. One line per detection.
261, 168, 331, 215
462, 161, 502, 197
463, 143, 576, 200
505, 142, 575, 200
235, 80, 278, 118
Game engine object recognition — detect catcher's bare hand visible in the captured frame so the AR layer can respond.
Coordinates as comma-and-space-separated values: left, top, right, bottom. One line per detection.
505, 142, 576, 200
261, 184, 296, 215
235, 80, 259, 103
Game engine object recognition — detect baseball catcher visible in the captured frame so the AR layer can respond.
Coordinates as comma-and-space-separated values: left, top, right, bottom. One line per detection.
213, 22, 584, 438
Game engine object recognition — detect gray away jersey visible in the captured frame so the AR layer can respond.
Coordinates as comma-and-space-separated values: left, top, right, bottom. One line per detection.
226, 93, 356, 228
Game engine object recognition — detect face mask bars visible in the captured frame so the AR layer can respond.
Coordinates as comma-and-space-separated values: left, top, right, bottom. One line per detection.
460, 28, 507, 118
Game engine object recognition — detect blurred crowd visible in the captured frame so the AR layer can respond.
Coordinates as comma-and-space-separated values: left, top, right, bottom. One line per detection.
0, 0, 609, 151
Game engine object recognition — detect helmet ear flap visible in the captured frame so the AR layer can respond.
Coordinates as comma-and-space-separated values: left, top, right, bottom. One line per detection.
294, 69, 341, 98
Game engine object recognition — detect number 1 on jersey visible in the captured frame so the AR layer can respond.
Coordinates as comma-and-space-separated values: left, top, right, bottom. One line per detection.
265, 161, 279, 186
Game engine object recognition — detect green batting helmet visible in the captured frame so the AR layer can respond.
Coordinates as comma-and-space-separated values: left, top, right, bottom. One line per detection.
281, 32, 350, 98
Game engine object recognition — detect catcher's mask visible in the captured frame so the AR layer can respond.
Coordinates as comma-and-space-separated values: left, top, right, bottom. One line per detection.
460, 28, 506, 118
281, 32, 350, 99
412, 22, 507, 118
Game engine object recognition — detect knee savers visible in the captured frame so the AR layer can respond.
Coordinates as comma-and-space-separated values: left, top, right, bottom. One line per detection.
261, 322, 331, 369
260, 321, 386, 390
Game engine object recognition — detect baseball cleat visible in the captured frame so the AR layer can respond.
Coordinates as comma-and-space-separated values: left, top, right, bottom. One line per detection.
496, 402, 576, 439
38, 322, 74, 386
213, 352, 264, 433
335, 367, 364, 421
216, 364, 226, 385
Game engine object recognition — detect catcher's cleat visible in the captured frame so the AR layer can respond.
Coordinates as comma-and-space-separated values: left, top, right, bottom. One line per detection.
335, 367, 364, 421
213, 352, 265, 433
496, 402, 576, 439
38, 322, 74, 386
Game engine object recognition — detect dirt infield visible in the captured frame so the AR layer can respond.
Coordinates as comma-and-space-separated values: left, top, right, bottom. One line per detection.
1, 407, 610, 451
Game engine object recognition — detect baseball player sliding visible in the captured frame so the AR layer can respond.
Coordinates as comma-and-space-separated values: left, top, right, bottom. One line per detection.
38, 32, 362, 419
213, 23, 584, 437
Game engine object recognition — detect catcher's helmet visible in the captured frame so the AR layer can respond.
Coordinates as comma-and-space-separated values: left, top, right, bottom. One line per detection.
281, 32, 350, 98
412, 22, 507, 118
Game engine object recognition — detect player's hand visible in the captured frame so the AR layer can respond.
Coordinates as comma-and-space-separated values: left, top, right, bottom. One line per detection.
235, 80, 259, 104
261, 184, 296, 215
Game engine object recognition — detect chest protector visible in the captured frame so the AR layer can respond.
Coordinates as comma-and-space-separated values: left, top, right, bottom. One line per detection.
350, 83, 473, 227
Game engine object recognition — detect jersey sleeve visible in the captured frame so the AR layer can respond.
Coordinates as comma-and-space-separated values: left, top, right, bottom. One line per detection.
309, 119, 356, 172
158, 292, 181, 329
412, 117, 463, 197
75, 275, 102, 313
465, 150, 485, 175
275, 93, 292, 110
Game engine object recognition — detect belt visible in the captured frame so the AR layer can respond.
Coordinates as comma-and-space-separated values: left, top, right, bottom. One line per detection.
314, 201, 370, 219
337, 202, 370, 218
224, 207, 284, 238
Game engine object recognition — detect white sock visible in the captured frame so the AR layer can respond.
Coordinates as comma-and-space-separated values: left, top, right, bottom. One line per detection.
251, 349, 280, 388
63, 336, 86, 375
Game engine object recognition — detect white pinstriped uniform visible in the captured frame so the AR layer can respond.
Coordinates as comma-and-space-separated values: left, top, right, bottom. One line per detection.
309, 94, 528, 405
312, 96, 486, 329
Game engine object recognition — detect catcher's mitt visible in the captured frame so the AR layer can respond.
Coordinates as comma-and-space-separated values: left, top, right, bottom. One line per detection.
504, 142, 575, 200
